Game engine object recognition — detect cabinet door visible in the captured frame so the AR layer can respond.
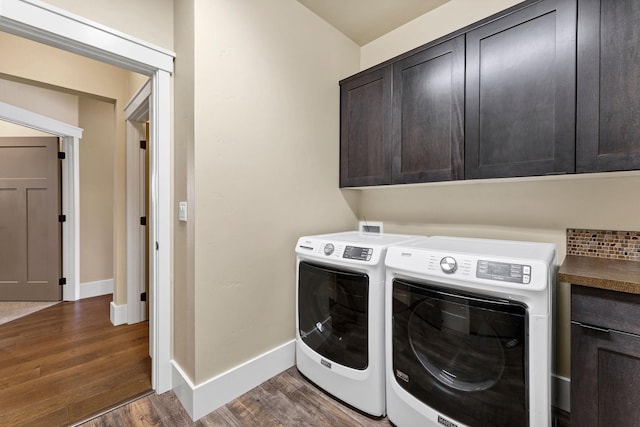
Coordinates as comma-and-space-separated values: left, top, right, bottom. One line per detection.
391, 36, 464, 184
340, 66, 392, 187
465, 0, 576, 179
571, 323, 640, 427
576, 0, 640, 172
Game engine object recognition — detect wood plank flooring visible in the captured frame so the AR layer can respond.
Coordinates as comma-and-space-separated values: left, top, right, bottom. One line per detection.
0, 294, 151, 426
82, 366, 571, 427
82, 366, 391, 427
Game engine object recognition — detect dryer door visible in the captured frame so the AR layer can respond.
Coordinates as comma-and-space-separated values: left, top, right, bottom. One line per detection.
391, 278, 528, 426
298, 261, 369, 370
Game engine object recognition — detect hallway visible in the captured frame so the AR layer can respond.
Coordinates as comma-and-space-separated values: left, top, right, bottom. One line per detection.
0, 295, 150, 425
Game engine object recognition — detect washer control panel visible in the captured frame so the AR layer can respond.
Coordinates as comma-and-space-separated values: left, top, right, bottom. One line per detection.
476, 260, 531, 284
343, 245, 373, 261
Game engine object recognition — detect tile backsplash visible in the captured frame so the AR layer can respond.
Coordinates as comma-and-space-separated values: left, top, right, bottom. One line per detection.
567, 229, 640, 261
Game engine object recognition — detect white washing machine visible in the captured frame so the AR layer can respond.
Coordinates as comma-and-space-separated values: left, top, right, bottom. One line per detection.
385, 236, 556, 427
295, 231, 425, 416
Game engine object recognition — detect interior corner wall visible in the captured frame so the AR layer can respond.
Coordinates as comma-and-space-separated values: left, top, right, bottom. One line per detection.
173, 0, 197, 382
354, 0, 640, 379
360, 0, 522, 69
190, 0, 360, 384
78, 97, 115, 284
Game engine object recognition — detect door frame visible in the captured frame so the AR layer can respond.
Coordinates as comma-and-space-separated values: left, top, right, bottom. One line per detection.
125, 80, 151, 325
0, 0, 175, 393
0, 101, 81, 302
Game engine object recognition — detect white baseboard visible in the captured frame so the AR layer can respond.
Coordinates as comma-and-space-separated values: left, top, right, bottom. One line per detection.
172, 339, 295, 421
170, 340, 569, 419
80, 278, 114, 299
552, 374, 570, 413
110, 301, 128, 326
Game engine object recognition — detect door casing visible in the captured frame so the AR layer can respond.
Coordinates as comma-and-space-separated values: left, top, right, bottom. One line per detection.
0, 0, 175, 394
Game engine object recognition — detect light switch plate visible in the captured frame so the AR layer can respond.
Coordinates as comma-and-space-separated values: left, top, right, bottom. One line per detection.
178, 201, 188, 222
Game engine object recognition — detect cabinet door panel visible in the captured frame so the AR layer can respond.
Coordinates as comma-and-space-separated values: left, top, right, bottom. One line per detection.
466, 0, 576, 179
577, 0, 640, 172
392, 35, 464, 184
571, 323, 640, 427
340, 67, 392, 187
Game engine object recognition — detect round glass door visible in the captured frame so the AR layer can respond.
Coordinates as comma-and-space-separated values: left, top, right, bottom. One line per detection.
408, 298, 506, 391
298, 261, 369, 370
392, 279, 528, 426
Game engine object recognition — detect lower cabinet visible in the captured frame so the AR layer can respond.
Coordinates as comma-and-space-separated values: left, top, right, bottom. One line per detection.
571, 285, 640, 427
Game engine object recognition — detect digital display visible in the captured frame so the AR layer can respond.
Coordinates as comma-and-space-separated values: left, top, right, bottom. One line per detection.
477, 260, 531, 284
343, 246, 373, 261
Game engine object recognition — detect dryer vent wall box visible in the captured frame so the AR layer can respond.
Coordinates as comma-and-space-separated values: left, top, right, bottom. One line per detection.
359, 221, 383, 234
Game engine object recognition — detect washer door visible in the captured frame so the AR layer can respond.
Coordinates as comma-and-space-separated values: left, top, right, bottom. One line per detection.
298, 261, 369, 370
392, 278, 528, 426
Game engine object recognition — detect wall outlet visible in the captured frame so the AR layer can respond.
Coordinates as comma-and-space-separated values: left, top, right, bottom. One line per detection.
178, 201, 188, 222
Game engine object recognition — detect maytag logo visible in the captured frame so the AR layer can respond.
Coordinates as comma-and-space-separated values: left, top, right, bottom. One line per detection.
320, 358, 332, 369
395, 369, 409, 383
438, 415, 458, 427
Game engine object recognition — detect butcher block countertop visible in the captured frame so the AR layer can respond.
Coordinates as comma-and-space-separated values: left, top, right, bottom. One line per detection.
558, 255, 640, 295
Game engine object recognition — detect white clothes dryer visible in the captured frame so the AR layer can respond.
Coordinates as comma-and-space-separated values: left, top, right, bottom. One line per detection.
295, 231, 424, 417
385, 236, 556, 427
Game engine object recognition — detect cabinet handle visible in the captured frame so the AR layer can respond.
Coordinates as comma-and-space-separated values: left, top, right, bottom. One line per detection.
573, 321, 611, 334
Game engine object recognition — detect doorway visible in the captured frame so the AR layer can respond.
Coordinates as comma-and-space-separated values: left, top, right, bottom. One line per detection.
0, 1, 174, 393
0, 136, 61, 301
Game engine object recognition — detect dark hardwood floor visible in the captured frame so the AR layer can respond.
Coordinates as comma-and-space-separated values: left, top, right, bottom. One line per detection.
0, 294, 151, 426
1, 295, 569, 426
81, 366, 571, 427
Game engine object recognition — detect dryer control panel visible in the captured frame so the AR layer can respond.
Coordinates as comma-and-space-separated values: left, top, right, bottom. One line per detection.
476, 260, 531, 284
343, 246, 373, 261
297, 241, 377, 263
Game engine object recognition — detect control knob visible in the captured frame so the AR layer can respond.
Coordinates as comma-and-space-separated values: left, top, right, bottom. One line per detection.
324, 243, 335, 256
440, 256, 458, 274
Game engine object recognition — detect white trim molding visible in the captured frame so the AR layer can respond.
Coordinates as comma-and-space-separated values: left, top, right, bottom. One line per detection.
0, 101, 82, 138
80, 279, 114, 299
0, 0, 175, 393
110, 301, 128, 326
125, 81, 150, 325
172, 340, 296, 421
0, 0, 174, 74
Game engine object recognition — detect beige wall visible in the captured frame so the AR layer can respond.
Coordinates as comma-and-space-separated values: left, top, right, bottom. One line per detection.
0, 77, 78, 137
355, 0, 640, 378
189, 0, 359, 383
42, 0, 174, 51
360, 0, 522, 68
0, 78, 79, 125
173, 0, 196, 381
0, 31, 147, 304
78, 97, 116, 283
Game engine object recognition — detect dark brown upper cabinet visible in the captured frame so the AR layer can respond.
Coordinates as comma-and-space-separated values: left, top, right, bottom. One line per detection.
340, 66, 392, 187
391, 35, 465, 184
576, 0, 640, 172
465, 0, 576, 179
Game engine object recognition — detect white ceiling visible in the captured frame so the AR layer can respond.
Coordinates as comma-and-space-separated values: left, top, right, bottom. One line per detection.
297, 0, 451, 46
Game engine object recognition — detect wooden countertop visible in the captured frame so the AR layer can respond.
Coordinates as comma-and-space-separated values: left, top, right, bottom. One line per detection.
558, 255, 640, 295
